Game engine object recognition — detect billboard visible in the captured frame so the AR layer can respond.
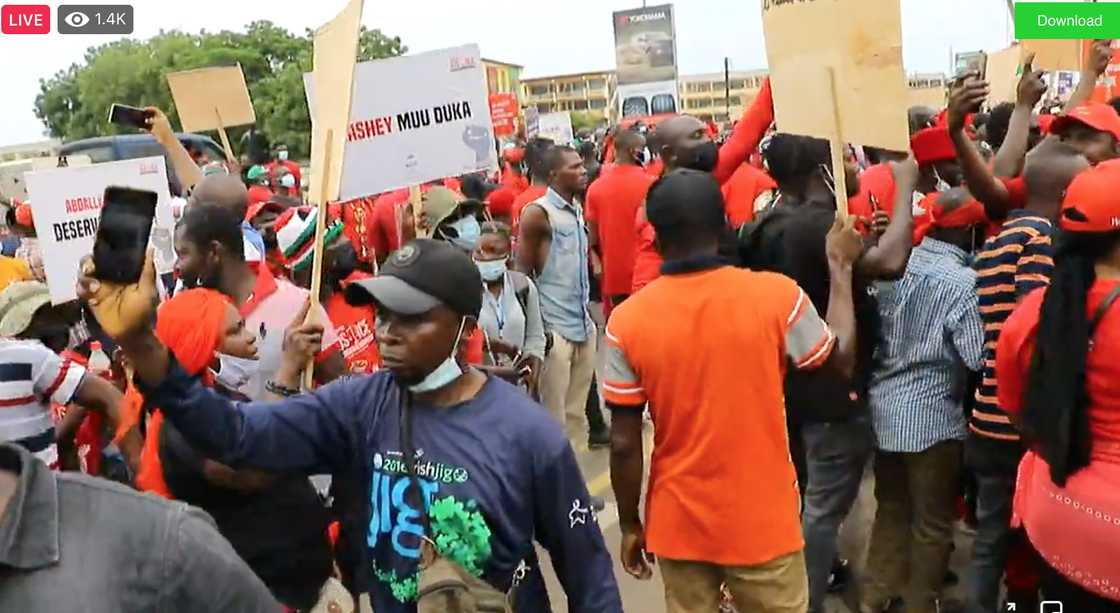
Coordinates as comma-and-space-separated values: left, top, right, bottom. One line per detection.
613, 4, 678, 86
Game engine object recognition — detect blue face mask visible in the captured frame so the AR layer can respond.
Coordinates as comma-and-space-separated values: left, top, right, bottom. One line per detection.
475, 257, 507, 282
442, 216, 481, 252
409, 317, 468, 393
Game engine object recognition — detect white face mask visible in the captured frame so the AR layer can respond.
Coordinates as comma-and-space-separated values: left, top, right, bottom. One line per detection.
408, 317, 468, 393
932, 167, 951, 192
277, 150, 289, 161
475, 257, 508, 282
212, 353, 258, 391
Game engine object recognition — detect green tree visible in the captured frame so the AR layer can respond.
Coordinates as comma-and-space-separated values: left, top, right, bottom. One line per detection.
33, 22, 405, 159
570, 111, 605, 135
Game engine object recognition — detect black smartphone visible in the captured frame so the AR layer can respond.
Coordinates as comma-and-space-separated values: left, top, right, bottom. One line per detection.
93, 186, 158, 284
107, 103, 152, 130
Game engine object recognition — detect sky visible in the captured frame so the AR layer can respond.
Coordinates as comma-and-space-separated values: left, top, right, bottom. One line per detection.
0, 0, 1015, 146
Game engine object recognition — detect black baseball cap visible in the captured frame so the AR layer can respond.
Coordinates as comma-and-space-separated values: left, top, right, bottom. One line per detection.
345, 239, 482, 318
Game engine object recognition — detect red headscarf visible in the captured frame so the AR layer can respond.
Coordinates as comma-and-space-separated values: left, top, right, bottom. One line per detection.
124, 289, 230, 498
913, 192, 989, 244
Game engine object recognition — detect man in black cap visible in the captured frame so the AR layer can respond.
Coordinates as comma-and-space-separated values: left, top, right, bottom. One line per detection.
606, 170, 864, 612
75, 240, 622, 613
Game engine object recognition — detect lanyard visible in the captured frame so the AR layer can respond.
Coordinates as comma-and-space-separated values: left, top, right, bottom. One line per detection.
485, 287, 506, 333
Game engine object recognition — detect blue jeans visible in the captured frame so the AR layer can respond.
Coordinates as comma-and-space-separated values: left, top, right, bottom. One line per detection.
967, 469, 1017, 613
800, 416, 874, 613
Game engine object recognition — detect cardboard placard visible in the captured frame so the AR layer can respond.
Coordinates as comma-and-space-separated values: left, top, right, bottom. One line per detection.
304, 44, 498, 200
538, 111, 574, 145
309, 0, 364, 206
489, 93, 519, 137
986, 44, 1025, 105
907, 86, 947, 110
1023, 39, 1082, 73
761, 0, 909, 151
166, 65, 256, 132
24, 157, 174, 304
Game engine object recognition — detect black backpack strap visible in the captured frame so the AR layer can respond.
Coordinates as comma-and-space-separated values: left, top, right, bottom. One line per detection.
508, 271, 532, 316
1090, 285, 1120, 338
398, 388, 432, 536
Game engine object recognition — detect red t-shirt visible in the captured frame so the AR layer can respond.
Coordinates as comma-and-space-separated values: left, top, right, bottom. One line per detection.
327, 273, 381, 375
721, 163, 777, 228
371, 189, 410, 258
997, 281, 1120, 465
511, 185, 548, 236
849, 163, 897, 220
585, 165, 656, 297
337, 196, 378, 265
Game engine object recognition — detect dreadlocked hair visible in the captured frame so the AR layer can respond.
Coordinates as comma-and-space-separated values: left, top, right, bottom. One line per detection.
1022, 229, 1120, 486
762, 133, 831, 189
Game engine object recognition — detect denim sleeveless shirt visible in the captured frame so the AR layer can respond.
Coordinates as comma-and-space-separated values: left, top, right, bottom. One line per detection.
532, 188, 592, 342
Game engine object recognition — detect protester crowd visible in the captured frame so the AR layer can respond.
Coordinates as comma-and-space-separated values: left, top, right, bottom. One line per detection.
2, 34, 1120, 613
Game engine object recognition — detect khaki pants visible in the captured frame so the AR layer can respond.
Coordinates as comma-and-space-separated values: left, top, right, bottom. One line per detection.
660, 550, 809, 613
861, 440, 962, 613
540, 331, 597, 437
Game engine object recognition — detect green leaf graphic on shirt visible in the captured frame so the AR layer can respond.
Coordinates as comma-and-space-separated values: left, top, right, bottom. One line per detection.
375, 495, 494, 602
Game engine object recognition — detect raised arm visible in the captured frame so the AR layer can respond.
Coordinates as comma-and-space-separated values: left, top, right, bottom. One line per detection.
1064, 39, 1112, 113
713, 77, 774, 185
857, 158, 917, 280
993, 54, 1047, 178
144, 107, 203, 194
947, 80, 1012, 217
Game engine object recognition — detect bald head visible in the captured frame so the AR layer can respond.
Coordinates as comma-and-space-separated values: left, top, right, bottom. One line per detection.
190, 174, 249, 222
614, 129, 646, 165
908, 106, 937, 135
656, 115, 715, 172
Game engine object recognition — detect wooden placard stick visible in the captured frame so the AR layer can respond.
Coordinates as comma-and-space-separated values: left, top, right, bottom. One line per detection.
214, 107, 236, 163
827, 67, 850, 218
303, 129, 335, 390
409, 185, 423, 237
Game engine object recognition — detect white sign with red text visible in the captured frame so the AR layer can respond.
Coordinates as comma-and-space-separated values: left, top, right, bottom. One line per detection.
24, 157, 174, 304
304, 44, 498, 200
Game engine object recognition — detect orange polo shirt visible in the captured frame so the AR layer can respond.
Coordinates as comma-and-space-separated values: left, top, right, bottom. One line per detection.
604, 266, 834, 565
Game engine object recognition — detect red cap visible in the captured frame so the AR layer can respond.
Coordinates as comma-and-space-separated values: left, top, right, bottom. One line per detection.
14, 202, 32, 227
1038, 114, 1057, 135
910, 127, 956, 165
245, 199, 283, 224
1050, 103, 1120, 142
1060, 159, 1120, 233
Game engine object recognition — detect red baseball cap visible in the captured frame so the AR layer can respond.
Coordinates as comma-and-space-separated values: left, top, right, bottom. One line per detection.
1051, 103, 1120, 141
1060, 159, 1120, 233
245, 199, 284, 224
910, 127, 955, 165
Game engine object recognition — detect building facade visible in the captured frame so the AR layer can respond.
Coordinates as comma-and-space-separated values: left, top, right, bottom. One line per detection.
520, 70, 617, 120
679, 70, 769, 123
482, 58, 524, 99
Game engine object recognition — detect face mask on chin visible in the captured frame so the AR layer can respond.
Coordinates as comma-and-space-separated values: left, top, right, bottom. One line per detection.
679, 141, 719, 173
211, 353, 258, 391
408, 317, 468, 393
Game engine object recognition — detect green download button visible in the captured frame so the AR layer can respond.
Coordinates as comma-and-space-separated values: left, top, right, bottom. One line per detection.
1016, 2, 1118, 39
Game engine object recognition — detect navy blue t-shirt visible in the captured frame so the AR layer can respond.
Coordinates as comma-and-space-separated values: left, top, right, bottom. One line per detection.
143, 367, 621, 613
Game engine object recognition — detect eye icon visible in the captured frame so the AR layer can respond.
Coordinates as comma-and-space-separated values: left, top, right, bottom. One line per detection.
64, 11, 90, 28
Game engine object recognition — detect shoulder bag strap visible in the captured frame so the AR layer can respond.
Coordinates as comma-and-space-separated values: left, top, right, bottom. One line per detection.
1089, 284, 1120, 338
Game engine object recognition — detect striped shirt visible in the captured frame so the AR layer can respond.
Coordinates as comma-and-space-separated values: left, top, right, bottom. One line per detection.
0, 340, 85, 456
869, 239, 985, 452
971, 211, 1054, 442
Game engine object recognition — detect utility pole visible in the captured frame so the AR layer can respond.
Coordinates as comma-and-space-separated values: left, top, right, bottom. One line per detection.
724, 57, 731, 121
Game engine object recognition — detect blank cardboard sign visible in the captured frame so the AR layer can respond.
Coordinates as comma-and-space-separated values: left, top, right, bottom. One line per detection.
1023, 39, 1081, 72
986, 44, 1025, 105
166, 65, 256, 132
762, 0, 910, 151
309, 0, 363, 205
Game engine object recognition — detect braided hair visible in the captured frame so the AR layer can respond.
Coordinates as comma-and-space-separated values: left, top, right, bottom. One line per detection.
1022, 229, 1120, 485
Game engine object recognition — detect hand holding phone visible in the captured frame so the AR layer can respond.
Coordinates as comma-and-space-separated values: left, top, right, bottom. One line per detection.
107, 104, 153, 131
93, 186, 158, 284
